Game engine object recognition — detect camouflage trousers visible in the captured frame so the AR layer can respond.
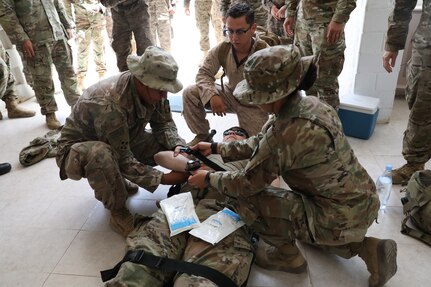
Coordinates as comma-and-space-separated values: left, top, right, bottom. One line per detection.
235, 186, 369, 259
23, 39, 79, 115
105, 199, 254, 287
75, 11, 107, 76
295, 19, 345, 110
182, 84, 268, 136
59, 135, 165, 211
111, 0, 155, 71
148, 0, 172, 51
195, 0, 224, 52
0, 57, 17, 102
402, 48, 431, 164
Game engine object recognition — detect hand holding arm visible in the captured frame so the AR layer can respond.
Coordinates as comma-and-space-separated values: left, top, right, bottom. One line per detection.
22, 40, 35, 58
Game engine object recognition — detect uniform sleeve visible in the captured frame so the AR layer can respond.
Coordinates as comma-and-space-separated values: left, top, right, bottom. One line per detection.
100, 0, 128, 8
55, 0, 73, 29
0, 0, 30, 46
285, 0, 299, 18
150, 99, 186, 150
210, 128, 280, 198
263, 0, 274, 12
332, 0, 356, 23
219, 135, 261, 162
96, 104, 163, 192
195, 45, 223, 105
384, 0, 417, 52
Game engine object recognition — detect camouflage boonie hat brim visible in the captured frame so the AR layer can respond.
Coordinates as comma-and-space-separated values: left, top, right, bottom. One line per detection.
234, 45, 315, 105
127, 46, 183, 94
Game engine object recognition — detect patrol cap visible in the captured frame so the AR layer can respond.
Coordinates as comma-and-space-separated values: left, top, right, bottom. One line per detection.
234, 45, 315, 105
127, 46, 183, 93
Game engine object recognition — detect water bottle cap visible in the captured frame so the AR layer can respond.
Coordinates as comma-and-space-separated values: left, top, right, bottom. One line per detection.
385, 164, 393, 171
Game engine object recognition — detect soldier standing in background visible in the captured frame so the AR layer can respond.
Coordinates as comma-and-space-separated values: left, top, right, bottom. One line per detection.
71, 1, 107, 90
220, 0, 268, 28
100, 0, 154, 72
262, 0, 292, 43
0, 0, 80, 130
184, 0, 224, 59
383, 0, 431, 185
0, 53, 35, 120
148, 0, 174, 51
284, 0, 356, 110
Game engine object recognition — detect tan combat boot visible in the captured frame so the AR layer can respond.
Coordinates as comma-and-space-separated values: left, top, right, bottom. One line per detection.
358, 237, 397, 287
5, 99, 36, 118
45, 112, 61, 130
187, 133, 211, 146
110, 208, 134, 237
255, 240, 307, 273
392, 163, 425, 185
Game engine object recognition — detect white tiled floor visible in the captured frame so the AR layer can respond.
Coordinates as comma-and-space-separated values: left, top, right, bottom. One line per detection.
1, 8, 431, 287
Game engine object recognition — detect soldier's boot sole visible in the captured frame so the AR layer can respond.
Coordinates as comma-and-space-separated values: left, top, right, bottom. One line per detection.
187, 134, 211, 146
360, 237, 397, 287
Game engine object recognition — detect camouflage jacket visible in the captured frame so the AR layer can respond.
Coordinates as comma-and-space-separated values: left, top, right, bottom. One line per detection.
209, 94, 379, 245
385, 0, 431, 53
57, 72, 186, 191
285, 0, 356, 23
0, 0, 72, 48
196, 38, 267, 105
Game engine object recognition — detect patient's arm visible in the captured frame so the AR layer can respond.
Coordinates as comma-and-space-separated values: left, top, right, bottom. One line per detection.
154, 151, 190, 172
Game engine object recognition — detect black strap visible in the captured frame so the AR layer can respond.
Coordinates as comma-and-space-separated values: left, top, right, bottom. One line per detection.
101, 250, 238, 287
180, 146, 226, 172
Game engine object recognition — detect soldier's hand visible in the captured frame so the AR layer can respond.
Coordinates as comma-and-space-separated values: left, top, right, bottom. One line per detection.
188, 170, 208, 189
67, 28, 76, 40
326, 21, 344, 44
22, 40, 35, 58
190, 142, 212, 156
277, 6, 286, 20
184, 7, 190, 16
283, 16, 295, 37
271, 6, 280, 20
383, 51, 398, 73
210, 95, 226, 116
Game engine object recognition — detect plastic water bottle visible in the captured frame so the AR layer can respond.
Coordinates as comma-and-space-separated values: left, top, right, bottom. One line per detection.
376, 164, 393, 210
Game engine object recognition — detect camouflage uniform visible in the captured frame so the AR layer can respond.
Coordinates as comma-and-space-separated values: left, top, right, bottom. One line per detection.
101, 0, 154, 71
184, 0, 224, 52
220, 0, 268, 27
0, 0, 80, 115
285, 0, 356, 110
105, 156, 254, 286
71, 1, 107, 79
385, 0, 431, 166
56, 71, 186, 211
148, 0, 172, 51
0, 56, 17, 104
182, 39, 269, 137
262, 0, 292, 44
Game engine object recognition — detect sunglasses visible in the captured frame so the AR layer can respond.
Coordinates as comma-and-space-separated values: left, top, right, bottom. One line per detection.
223, 129, 247, 137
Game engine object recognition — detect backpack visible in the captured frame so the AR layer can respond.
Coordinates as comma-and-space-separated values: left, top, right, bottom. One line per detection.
401, 169, 431, 246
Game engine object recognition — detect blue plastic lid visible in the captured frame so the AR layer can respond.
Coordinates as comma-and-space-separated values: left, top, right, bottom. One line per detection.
385, 164, 393, 171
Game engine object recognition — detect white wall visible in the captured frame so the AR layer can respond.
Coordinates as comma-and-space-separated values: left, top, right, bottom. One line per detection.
340, 0, 401, 123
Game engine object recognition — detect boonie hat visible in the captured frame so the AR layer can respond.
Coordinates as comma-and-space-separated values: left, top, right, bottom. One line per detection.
127, 46, 183, 93
234, 45, 315, 105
